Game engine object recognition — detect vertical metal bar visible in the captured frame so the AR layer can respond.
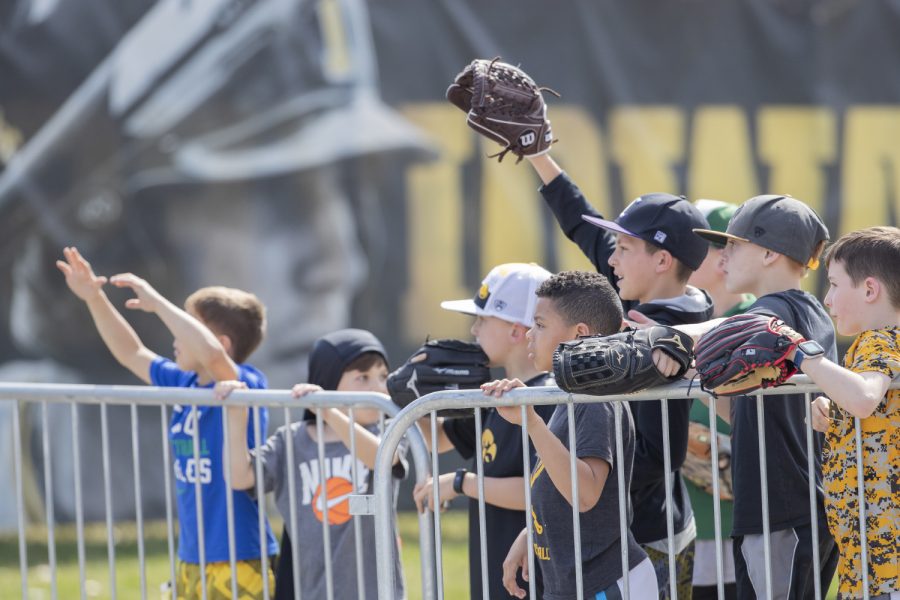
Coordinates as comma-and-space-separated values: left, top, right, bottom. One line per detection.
521, 406, 537, 600
101, 403, 117, 600
190, 405, 207, 600
755, 395, 773, 598
315, 409, 335, 600
473, 408, 490, 600
130, 405, 147, 600
220, 406, 239, 600
160, 406, 177, 596
41, 402, 58, 599
349, 408, 366, 600
252, 405, 271, 600
13, 402, 28, 600
707, 396, 726, 600
566, 401, 584, 600
853, 416, 869, 600
71, 404, 87, 600
429, 411, 445, 600
614, 403, 630, 600
660, 398, 677, 600
803, 395, 823, 600
283, 407, 302, 600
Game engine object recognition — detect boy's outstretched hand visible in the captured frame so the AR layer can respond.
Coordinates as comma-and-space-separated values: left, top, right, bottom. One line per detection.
483, 379, 541, 426
810, 396, 832, 432
56, 246, 107, 301
501, 528, 530, 599
109, 273, 165, 313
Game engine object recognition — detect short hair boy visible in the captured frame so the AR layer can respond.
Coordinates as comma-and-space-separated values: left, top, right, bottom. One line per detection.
489, 270, 658, 599
685, 195, 840, 599
220, 328, 408, 600
413, 262, 555, 600
796, 226, 900, 599
527, 154, 713, 597
56, 246, 277, 599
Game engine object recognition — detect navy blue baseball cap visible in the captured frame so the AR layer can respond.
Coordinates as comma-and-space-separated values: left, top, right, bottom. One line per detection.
582, 193, 711, 271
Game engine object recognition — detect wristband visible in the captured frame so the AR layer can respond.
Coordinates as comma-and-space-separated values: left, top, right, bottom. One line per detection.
453, 468, 468, 495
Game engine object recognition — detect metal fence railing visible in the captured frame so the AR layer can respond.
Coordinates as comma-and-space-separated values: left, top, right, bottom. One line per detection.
0, 383, 435, 600
372, 377, 899, 600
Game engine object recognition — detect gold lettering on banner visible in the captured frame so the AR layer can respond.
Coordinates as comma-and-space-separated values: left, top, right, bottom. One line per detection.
841, 107, 900, 232
610, 107, 683, 203
689, 106, 757, 202
400, 104, 473, 343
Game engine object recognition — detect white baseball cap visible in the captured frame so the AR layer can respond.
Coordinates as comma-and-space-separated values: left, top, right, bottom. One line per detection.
440, 263, 552, 327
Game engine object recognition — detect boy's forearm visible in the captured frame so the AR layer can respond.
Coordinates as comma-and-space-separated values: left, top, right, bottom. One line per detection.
321, 409, 399, 470
675, 318, 726, 343
226, 407, 256, 489
526, 415, 605, 512
460, 474, 528, 511
527, 154, 563, 186
154, 297, 237, 381
84, 292, 154, 383
799, 356, 889, 418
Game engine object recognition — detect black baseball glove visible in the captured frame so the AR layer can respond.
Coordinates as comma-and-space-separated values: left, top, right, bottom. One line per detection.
553, 326, 694, 396
695, 314, 805, 396
387, 339, 492, 415
446, 57, 558, 163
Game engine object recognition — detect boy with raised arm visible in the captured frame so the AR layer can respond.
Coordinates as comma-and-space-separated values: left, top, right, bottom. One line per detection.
56, 246, 277, 599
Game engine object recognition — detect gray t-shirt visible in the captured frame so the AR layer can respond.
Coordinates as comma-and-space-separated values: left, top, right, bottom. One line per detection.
531, 402, 647, 600
254, 421, 407, 600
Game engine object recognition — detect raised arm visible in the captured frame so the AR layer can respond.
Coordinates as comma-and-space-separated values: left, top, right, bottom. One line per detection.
109, 273, 238, 382
225, 404, 257, 490
56, 247, 156, 383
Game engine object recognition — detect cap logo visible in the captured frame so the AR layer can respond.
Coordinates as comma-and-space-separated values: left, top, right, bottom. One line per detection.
493, 299, 508, 312
653, 231, 667, 244
754, 226, 766, 238
477, 284, 490, 299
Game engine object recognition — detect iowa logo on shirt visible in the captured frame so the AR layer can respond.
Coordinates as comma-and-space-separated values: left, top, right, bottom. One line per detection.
482, 428, 497, 463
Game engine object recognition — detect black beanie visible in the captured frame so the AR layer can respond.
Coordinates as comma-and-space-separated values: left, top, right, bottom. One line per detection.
303, 329, 388, 419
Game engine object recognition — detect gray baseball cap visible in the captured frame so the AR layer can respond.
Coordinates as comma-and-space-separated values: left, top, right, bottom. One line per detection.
693, 195, 829, 269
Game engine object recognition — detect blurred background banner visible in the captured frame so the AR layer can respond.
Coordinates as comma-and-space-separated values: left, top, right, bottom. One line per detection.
0, 0, 898, 523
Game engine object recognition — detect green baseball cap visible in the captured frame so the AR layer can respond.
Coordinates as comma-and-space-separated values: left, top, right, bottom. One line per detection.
694, 199, 739, 248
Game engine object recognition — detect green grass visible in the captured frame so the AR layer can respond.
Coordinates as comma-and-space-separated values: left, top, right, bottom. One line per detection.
0, 511, 837, 599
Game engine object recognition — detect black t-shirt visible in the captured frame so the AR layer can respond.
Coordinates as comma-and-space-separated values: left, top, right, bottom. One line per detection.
530, 401, 646, 600
730, 289, 837, 535
442, 372, 555, 600
541, 172, 714, 546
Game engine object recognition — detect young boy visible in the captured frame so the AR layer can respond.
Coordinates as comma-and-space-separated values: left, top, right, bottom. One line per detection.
56, 246, 278, 598
219, 328, 408, 600
412, 262, 555, 600
486, 270, 657, 599
675, 194, 840, 599
795, 226, 900, 600
527, 154, 714, 597
685, 200, 754, 600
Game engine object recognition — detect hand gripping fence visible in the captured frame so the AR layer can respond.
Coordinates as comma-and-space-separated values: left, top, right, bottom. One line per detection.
0, 383, 436, 600
373, 377, 900, 600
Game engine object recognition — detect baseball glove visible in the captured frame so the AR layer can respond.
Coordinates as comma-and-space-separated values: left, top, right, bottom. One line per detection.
387, 339, 491, 415
695, 314, 805, 396
682, 421, 734, 501
446, 58, 559, 163
553, 326, 694, 396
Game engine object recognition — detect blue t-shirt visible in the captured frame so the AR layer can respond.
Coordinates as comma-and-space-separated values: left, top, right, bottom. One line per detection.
151, 357, 278, 563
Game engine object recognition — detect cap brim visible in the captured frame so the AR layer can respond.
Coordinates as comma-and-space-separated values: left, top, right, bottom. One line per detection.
440, 299, 480, 316
692, 228, 749, 245
581, 215, 639, 237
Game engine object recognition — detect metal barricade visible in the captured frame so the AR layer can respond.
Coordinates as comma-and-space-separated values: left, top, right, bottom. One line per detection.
373, 377, 899, 600
1, 383, 436, 600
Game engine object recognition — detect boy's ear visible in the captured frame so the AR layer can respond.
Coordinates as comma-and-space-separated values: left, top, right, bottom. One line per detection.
863, 276, 881, 302
574, 322, 592, 337
509, 322, 528, 342
761, 249, 782, 267
218, 334, 234, 357
654, 249, 674, 274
